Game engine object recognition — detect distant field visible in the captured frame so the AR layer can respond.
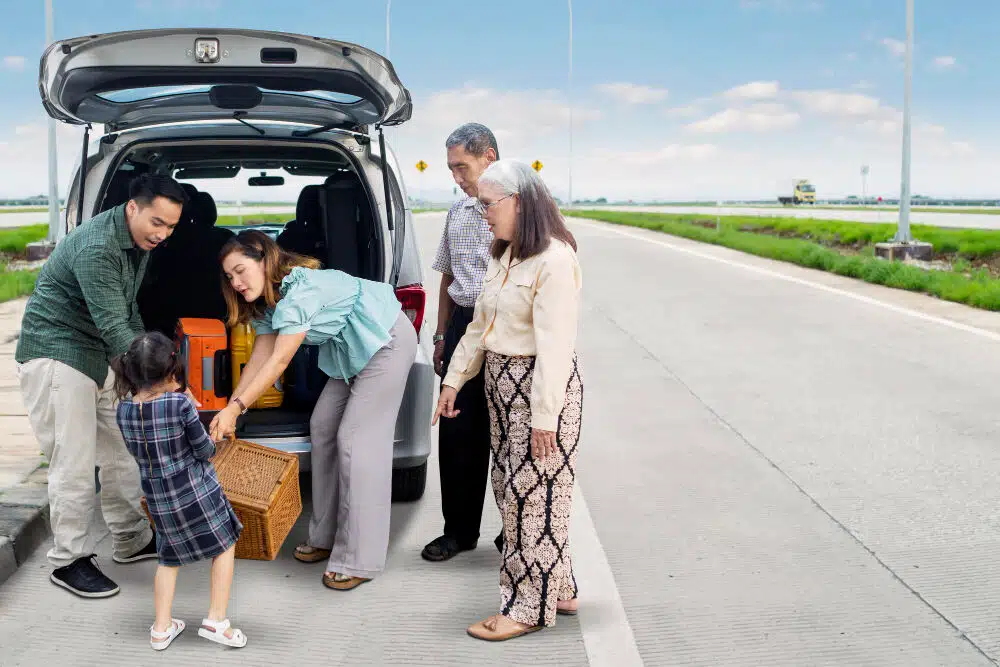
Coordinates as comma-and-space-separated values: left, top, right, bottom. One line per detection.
0, 207, 50, 214
673, 203, 1000, 215
216, 213, 289, 227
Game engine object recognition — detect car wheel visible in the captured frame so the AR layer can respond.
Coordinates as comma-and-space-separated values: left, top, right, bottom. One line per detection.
392, 462, 427, 502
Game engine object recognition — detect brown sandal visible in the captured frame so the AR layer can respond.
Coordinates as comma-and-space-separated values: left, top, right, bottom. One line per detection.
322, 572, 370, 591
293, 544, 331, 563
467, 615, 542, 642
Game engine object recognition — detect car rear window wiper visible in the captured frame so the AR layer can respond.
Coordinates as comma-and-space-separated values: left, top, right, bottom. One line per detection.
233, 111, 265, 135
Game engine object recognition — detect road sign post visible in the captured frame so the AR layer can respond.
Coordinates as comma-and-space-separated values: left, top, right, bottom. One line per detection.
532, 160, 543, 173
415, 160, 427, 206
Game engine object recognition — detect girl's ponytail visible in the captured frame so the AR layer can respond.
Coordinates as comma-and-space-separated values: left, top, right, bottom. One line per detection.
111, 350, 138, 402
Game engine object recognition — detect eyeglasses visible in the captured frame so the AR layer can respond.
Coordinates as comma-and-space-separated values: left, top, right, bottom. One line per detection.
482, 193, 515, 210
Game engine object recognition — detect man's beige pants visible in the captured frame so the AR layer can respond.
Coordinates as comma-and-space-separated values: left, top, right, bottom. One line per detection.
16, 359, 152, 568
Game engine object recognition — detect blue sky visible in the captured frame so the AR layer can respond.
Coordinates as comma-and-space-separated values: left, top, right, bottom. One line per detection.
0, 0, 996, 201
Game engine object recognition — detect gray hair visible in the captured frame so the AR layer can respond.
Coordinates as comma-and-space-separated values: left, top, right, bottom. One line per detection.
445, 123, 499, 159
478, 159, 540, 196
478, 159, 577, 260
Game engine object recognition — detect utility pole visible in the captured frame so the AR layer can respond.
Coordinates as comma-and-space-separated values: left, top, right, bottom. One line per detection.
45, 0, 59, 243
567, 0, 573, 210
893, 0, 914, 243
875, 0, 931, 261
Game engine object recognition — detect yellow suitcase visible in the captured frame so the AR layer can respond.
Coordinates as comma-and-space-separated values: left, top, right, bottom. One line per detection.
230, 323, 284, 409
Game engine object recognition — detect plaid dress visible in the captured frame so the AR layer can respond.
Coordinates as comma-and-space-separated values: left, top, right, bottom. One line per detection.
116, 393, 242, 566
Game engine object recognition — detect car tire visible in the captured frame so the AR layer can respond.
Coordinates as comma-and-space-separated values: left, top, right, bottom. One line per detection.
392, 462, 427, 502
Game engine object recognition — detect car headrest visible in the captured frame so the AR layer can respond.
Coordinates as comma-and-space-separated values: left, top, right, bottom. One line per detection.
179, 183, 199, 223
192, 191, 218, 227
296, 185, 322, 227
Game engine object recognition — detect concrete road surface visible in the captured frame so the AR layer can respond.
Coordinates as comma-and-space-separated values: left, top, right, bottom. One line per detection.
4, 212, 1000, 665
590, 204, 1000, 230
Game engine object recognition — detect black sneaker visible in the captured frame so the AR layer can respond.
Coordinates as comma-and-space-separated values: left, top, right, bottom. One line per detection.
50, 556, 120, 598
113, 534, 158, 564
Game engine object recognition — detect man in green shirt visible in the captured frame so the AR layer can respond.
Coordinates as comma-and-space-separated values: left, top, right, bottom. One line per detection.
15, 174, 187, 598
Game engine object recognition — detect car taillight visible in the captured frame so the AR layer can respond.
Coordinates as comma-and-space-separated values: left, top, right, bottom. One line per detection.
395, 284, 425, 337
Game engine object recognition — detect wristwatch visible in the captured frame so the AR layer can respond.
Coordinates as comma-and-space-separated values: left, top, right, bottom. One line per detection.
433, 333, 445, 343
232, 397, 248, 415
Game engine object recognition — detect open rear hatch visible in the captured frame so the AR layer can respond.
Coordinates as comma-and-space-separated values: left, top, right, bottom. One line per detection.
41, 28, 409, 283
39, 28, 412, 132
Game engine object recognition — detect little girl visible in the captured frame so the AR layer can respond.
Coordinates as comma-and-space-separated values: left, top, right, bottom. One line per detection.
112, 331, 247, 651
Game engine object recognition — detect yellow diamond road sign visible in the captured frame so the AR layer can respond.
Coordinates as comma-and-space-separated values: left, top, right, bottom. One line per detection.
532, 160, 543, 172
415, 160, 428, 172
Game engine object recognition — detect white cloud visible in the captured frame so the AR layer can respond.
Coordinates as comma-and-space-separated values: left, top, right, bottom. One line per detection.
0, 81, 989, 205
665, 104, 702, 118
792, 90, 885, 117
411, 87, 601, 138
686, 105, 800, 133
595, 83, 668, 105
2, 56, 25, 72
388, 86, 602, 200
933, 55, 957, 71
724, 81, 780, 100
852, 80, 876, 90
611, 143, 721, 166
881, 37, 907, 58
0, 121, 103, 199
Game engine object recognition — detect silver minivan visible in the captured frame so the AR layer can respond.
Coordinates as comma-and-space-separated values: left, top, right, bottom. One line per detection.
39, 28, 433, 501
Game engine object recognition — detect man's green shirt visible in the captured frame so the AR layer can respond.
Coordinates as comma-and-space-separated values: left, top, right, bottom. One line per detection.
15, 204, 149, 386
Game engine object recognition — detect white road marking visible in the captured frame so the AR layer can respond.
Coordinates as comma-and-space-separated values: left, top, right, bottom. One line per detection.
571, 485, 645, 667
574, 219, 1000, 344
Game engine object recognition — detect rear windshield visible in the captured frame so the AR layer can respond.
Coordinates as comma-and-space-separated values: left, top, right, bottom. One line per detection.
97, 85, 362, 105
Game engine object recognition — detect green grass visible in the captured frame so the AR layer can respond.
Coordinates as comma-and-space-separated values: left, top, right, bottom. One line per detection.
0, 224, 51, 302
810, 205, 1000, 215
577, 212, 1000, 261
0, 224, 49, 254
216, 213, 289, 227
0, 269, 40, 302
565, 210, 1000, 312
680, 203, 1000, 215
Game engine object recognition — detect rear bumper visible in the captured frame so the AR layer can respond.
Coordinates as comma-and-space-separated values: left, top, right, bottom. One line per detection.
216, 338, 435, 473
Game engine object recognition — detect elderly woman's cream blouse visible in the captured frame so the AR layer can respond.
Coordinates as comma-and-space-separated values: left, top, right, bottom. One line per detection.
443, 238, 582, 431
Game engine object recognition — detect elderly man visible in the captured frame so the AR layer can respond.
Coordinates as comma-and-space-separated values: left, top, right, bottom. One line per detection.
422, 123, 501, 562
15, 174, 187, 597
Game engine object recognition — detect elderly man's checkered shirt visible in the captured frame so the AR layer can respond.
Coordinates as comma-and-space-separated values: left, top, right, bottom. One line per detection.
432, 196, 494, 308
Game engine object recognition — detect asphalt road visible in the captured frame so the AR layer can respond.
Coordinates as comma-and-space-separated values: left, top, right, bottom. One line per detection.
3, 212, 1000, 665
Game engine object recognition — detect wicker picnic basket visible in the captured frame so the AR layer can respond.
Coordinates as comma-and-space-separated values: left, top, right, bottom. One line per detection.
140, 439, 302, 561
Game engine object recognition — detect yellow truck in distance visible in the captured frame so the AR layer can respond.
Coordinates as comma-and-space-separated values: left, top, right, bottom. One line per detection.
778, 179, 816, 205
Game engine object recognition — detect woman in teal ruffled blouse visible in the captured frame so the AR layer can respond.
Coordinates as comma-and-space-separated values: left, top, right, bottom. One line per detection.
210, 231, 417, 591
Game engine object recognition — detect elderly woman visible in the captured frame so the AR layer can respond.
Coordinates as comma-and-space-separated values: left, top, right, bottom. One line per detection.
434, 159, 584, 641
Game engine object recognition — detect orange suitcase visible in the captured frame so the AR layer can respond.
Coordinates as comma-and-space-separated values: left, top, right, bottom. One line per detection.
176, 318, 229, 411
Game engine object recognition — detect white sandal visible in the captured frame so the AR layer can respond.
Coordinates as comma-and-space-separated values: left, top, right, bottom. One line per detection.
150, 618, 185, 651
198, 618, 247, 648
